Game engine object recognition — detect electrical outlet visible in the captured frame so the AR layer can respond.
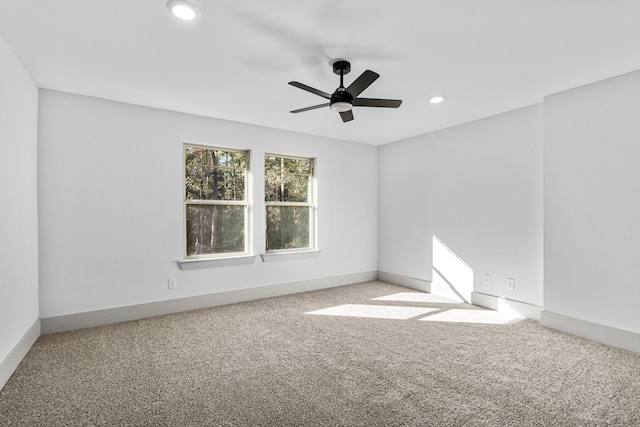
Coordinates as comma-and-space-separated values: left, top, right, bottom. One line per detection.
168, 278, 177, 289
346, 258, 352, 268
484, 274, 491, 285
506, 278, 515, 291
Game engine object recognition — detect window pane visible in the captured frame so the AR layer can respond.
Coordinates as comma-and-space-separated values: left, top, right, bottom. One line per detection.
265, 156, 311, 202
186, 204, 245, 255
266, 206, 310, 250
185, 147, 246, 201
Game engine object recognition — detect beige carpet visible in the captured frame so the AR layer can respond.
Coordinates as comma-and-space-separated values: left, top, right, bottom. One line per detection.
1, 281, 639, 426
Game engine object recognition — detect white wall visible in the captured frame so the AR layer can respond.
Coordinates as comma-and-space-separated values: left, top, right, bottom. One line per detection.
38, 90, 378, 318
378, 105, 543, 306
544, 70, 640, 333
0, 38, 39, 361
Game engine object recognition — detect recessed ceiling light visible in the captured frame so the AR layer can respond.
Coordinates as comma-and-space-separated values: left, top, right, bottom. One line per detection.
429, 95, 446, 104
167, 0, 200, 20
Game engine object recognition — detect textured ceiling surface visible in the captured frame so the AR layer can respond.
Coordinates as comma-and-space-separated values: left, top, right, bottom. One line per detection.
2, 1, 640, 145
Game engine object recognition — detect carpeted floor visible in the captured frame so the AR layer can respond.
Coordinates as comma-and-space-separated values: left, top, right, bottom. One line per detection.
1, 281, 639, 426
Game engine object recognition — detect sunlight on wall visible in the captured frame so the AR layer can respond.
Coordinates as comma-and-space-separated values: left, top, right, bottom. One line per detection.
432, 235, 474, 303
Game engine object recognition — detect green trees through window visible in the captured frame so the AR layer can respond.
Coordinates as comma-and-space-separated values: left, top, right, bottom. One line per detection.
184, 145, 248, 257
183, 146, 314, 259
265, 155, 314, 251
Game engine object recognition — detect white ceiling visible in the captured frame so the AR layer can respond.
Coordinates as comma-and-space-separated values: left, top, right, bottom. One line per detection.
2, 1, 640, 146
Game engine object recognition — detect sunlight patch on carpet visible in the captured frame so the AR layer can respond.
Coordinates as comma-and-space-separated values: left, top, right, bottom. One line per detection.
419, 309, 523, 325
372, 292, 459, 304
305, 304, 439, 320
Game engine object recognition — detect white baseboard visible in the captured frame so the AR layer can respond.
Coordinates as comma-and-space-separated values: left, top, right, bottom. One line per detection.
0, 319, 40, 391
377, 271, 431, 292
541, 310, 640, 354
41, 271, 378, 334
471, 292, 543, 321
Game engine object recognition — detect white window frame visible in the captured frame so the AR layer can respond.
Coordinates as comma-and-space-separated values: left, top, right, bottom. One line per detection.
183, 143, 251, 261
264, 153, 316, 254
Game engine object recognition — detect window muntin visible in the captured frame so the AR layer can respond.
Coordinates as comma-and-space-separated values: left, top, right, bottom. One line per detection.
265, 154, 314, 252
184, 145, 249, 258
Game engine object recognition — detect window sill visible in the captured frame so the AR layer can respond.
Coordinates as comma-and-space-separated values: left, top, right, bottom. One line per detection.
178, 255, 257, 270
261, 250, 321, 263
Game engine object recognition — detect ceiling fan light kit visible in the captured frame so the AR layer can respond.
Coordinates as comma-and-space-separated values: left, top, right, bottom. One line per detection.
330, 102, 353, 112
289, 60, 402, 122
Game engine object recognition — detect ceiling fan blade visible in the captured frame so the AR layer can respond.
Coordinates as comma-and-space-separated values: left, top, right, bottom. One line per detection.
353, 98, 402, 108
346, 70, 379, 97
290, 103, 330, 113
288, 81, 331, 99
339, 110, 354, 122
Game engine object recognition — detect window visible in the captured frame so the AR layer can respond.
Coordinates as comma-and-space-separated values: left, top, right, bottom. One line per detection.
184, 144, 249, 258
265, 154, 314, 252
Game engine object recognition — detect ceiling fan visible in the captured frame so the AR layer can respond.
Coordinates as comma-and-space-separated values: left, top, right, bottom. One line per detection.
288, 60, 402, 122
